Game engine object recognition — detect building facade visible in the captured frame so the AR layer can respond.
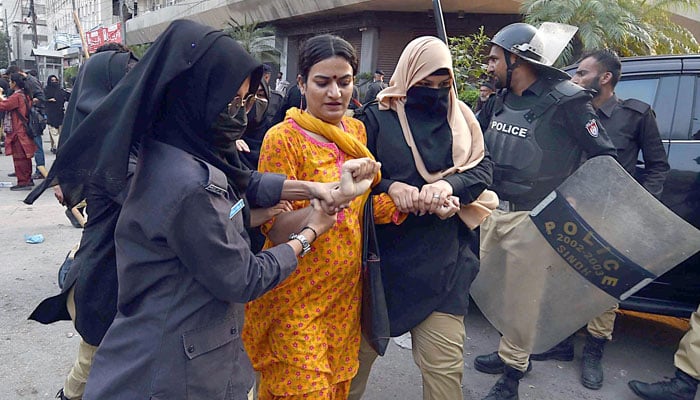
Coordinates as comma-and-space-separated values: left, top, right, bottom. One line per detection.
122, 0, 700, 85
3, 0, 50, 70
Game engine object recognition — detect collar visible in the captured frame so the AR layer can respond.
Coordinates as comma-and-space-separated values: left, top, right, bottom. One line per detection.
597, 94, 619, 118
521, 79, 547, 97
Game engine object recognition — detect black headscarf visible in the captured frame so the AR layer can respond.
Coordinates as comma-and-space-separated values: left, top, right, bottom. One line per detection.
25, 50, 136, 206
44, 75, 61, 98
25, 19, 262, 205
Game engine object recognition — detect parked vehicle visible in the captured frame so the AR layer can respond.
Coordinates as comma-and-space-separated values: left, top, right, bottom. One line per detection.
565, 55, 700, 318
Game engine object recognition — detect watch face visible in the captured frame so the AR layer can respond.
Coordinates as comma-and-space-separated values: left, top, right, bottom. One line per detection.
290, 233, 311, 256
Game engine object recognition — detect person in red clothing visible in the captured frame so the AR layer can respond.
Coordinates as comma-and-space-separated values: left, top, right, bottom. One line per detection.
0, 73, 36, 190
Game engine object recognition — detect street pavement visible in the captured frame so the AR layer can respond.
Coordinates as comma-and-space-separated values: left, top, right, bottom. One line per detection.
1, 137, 696, 400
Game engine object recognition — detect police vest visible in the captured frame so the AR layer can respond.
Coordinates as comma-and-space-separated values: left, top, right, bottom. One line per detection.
484, 80, 588, 202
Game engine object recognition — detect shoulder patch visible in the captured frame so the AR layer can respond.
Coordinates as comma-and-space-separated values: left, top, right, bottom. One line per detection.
621, 98, 651, 114
202, 161, 228, 197
585, 119, 600, 138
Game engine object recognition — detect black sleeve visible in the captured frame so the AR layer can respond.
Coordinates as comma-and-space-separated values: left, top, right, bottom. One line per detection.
564, 97, 617, 158
29, 80, 46, 105
442, 151, 494, 204
359, 106, 397, 194
637, 109, 670, 197
246, 171, 286, 208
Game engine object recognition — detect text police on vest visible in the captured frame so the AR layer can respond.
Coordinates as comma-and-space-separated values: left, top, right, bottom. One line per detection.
490, 120, 529, 138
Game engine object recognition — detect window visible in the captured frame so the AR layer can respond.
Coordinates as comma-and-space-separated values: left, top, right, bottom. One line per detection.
615, 78, 658, 106
691, 77, 700, 140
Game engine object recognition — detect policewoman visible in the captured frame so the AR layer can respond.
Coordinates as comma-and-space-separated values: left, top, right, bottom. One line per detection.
473, 22, 617, 400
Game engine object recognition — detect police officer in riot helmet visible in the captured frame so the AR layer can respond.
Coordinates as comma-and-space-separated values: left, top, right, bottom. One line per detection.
473, 22, 617, 400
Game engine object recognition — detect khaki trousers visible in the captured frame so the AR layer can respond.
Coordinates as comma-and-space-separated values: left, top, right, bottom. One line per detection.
348, 312, 466, 400
64, 287, 98, 400
587, 305, 618, 340
499, 305, 619, 372
47, 125, 61, 150
675, 304, 700, 380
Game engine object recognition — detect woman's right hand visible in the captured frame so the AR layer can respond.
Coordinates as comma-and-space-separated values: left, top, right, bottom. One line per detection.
387, 181, 420, 214
305, 198, 337, 238
433, 196, 460, 220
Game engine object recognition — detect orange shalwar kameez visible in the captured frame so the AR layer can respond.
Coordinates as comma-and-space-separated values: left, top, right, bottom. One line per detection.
243, 116, 402, 400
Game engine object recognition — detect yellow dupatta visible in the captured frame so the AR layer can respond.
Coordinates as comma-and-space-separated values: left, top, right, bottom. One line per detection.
286, 107, 381, 205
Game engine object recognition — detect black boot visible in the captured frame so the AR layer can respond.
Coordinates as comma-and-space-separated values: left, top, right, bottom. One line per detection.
530, 335, 575, 361
628, 369, 699, 400
581, 333, 606, 389
55, 388, 70, 400
474, 351, 532, 375
482, 365, 524, 400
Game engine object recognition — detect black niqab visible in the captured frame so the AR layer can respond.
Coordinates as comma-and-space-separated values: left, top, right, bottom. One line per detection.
44, 75, 61, 99
405, 86, 454, 172
25, 19, 262, 204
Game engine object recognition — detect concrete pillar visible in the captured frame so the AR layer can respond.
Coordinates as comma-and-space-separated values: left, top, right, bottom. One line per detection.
359, 26, 379, 74
286, 36, 300, 81
276, 35, 289, 81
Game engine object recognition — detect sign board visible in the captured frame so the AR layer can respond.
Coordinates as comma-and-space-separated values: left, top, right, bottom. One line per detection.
86, 23, 122, 54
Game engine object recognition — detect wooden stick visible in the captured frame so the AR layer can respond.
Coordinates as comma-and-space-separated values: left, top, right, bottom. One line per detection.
73, 10, 89, 59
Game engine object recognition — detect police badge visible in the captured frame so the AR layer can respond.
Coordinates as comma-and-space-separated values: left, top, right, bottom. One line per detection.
585, 119, 599, 137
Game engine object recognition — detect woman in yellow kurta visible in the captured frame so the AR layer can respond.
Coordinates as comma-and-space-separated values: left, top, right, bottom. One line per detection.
243, 34, 403, 400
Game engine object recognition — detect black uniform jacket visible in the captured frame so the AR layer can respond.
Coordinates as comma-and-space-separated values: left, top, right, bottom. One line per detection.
596, 94, 669, 197
83, 139, 298, 400
478, 79, 617, 209
362, 103, 493, 336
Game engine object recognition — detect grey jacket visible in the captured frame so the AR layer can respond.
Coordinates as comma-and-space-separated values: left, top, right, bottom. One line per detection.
84, 139, 298, 400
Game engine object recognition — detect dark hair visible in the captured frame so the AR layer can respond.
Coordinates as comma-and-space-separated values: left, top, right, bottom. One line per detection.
47, 74, 60, 85
95, 42, 130, 53
9, 73, 26, 90
6, 65, 21, 75
579, 49, 622, 87
299, 34, 358, 82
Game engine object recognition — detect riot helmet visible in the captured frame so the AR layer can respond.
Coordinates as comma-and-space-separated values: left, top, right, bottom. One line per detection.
489, 22, 576, 87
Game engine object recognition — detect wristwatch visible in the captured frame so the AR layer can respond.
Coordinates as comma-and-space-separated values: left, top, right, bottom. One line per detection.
289, 232, 311, 257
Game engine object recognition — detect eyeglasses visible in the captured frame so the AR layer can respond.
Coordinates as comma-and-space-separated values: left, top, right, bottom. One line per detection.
228, 93, 256, 116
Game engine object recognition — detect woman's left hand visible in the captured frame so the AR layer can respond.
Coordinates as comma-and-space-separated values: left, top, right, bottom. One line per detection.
418, 180, 453, 215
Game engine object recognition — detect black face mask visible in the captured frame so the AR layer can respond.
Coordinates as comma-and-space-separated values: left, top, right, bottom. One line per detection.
404, 85, 454, 173
246, 98, 269, 130
405, 86, 450, 116
209, 105, 248, 150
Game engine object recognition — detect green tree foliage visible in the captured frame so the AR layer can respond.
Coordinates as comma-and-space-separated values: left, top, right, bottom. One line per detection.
63, 65, 78, 87
224, 16, 279, 62
449, 26, 490, 103
130, 43, 152, 59
522, 0, 700, 66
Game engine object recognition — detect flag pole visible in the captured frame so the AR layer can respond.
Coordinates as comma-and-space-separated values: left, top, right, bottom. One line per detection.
432, 0, 457, 92
432, 0, 448, 44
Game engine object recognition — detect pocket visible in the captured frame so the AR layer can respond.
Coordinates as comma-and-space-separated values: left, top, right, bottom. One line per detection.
182, 317, 241, 399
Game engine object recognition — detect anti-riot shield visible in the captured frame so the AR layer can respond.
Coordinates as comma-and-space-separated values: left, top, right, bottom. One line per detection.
471, 155, 700, 353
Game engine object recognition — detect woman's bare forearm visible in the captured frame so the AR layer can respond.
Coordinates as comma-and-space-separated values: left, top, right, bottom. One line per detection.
266, 206, 313, 245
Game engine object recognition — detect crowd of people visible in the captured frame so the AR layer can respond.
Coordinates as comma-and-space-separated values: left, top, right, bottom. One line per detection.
0, 66, 56, 189
17, 17, 698, 400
